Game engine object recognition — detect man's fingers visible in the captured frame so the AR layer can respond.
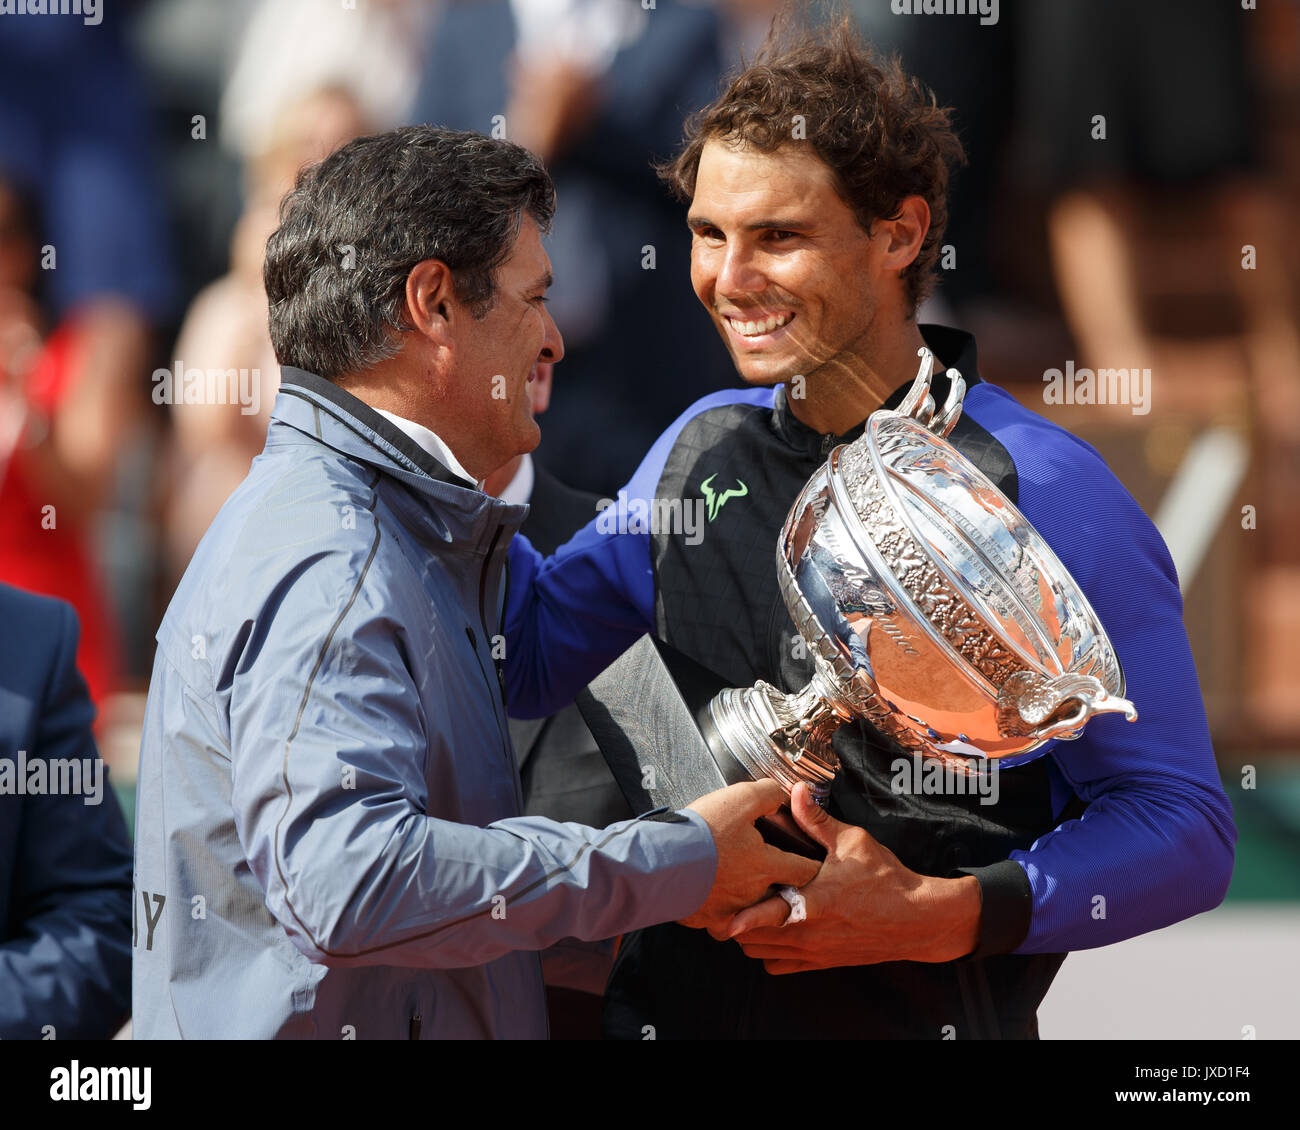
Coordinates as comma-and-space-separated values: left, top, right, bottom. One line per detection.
758, 808, 827, 858
738, 777, 789, 820
728, 924, 789, 945
789, 781, 843, 850
689, 778, 787, 829
724, 894, 790, 938
723, 846, 818, 937
762, 843, 821, 889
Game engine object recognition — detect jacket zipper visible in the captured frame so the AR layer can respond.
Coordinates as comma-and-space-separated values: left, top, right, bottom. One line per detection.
466, 625, 511, 764
464, 521, 512, 759
477, 523, 508, 699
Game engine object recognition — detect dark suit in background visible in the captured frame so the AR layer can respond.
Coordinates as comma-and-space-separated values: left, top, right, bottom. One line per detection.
412, 0, 736, 495
0, 584, 133, 1039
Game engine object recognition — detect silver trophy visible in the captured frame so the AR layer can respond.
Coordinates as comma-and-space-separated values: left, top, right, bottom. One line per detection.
707, 348, 1138, 802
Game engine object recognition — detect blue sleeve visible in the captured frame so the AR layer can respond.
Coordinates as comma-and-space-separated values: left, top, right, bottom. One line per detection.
504, 386, 771, 718
960, 386, 1236, 954
0, 602, 132, 1039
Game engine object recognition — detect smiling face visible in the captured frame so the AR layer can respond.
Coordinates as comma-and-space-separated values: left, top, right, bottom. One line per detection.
688, 139, 893, 391
447, 213, 563, 474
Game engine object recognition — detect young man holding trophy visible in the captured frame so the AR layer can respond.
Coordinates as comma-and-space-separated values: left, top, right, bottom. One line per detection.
503, 18, 1235, 1038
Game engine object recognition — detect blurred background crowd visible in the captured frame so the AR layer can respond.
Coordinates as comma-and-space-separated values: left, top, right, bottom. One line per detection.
2, 0, 1298, 1036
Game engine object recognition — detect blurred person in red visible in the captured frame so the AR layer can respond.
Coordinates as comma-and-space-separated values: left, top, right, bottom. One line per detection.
0, 178, 144, 710
0, 14, 177, 707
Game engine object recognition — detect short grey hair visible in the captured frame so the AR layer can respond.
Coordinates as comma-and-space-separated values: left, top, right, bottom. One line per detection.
264, 126, 555, 380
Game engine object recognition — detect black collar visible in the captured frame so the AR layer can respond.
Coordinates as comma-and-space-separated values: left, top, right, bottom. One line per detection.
276, 367, 475, 489
771, 323, 982, 455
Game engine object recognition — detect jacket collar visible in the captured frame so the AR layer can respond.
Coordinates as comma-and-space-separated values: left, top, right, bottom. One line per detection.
771, 323, 982, 456
267, 366, 528, 549
275, 367, 475, 487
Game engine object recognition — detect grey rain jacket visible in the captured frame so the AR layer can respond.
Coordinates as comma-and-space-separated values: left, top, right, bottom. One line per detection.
132, 368, 716, 1039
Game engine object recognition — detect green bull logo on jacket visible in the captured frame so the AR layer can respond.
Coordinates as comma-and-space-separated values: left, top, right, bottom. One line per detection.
700, 475, 748, 522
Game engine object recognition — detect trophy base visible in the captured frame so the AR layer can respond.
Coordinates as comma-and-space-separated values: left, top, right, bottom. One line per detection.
707, 686, 836, 805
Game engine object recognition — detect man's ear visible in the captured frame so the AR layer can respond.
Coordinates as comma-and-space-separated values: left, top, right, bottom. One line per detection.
404, 259, 457, 346
879, 195, 931, 274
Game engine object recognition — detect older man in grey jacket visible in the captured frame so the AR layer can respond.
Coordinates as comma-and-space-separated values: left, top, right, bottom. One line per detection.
132, 126, 816, 1039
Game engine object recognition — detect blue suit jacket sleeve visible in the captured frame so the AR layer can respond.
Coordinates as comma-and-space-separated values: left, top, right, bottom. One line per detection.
0, 592, 133, 1039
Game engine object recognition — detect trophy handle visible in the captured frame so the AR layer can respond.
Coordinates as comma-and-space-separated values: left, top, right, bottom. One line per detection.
896, 347, 966, 438
997, 670, 1138, 742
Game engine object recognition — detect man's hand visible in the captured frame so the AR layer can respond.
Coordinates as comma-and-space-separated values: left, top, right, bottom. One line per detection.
680, 780, 820, 940
725, 783, 982, 974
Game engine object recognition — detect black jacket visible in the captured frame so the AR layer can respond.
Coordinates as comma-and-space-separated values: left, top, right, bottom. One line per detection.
604, 328, 1070, 1039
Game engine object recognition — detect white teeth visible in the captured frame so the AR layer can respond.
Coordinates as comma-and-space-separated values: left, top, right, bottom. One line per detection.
730, 313, 790, 337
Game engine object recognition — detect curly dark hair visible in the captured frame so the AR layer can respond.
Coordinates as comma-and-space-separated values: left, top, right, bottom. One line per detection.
660, 14, 964, 312
265, 126, 555, 381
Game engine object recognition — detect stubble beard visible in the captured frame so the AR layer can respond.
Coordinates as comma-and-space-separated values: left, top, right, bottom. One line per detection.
761, 304, 890, 419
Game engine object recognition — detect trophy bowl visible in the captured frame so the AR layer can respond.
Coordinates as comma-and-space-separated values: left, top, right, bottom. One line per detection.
707, 349, 1138, 801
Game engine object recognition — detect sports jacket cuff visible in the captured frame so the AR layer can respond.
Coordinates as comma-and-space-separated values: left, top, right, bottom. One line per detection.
633, 807, 718, 922
949, 859, 1033, 958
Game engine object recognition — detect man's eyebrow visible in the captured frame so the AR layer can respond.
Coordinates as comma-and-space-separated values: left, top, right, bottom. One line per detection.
687, 215, 811, 232
525, 271, 553, 291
